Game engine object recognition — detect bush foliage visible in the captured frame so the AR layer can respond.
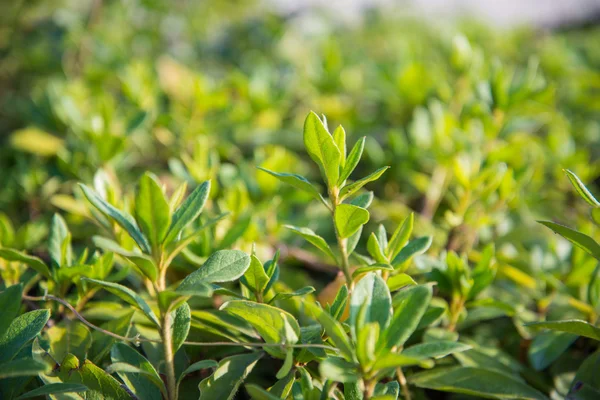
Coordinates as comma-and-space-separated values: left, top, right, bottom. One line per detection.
1, 1, 600, 399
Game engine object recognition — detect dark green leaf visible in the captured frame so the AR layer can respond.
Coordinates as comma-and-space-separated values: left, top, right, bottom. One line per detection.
178, 359, 218, 383
350, 273, 392, 333
111, 343, 165, 400
164, 180, 210, 244
14, 383, 88, 399
410, 367, 548, 399
528, 331, 577, 370
0, 358, 48, 378
79, 183, 151, 253
380, 285, 432, 351
178, 250, 250, 286
391, 236, 432, 269
0, 284, 22, 338
526, 320, 600, 341
0, 248, 52, 280
83, 278, 160, 326
92, 236, 158, 281
0, 309, 50, 363
285, 225, 337, 262
258, 168, 326, 206
320, 357, 359, 383
199, 352, 263, 400
403, 341, 471, 359
172, 302, 191, 353
538, 221, 600, 261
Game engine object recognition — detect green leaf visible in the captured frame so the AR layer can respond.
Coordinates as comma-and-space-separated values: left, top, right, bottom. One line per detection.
158, 285, 213, 314
92, 236, 158, 281
374, 381, 400, 399
49, 213, 71, 269
386, 273, 417, 291
246, 384, 282, 400
340, 167, 390, 199
0, 284, 23, 338
178, 250, 251, 286
172, 302, 191, 353
276, 348, 294, 379
320, 357, 359, 383
47, 320, 92, 362
14, 383, 88, 399
387, 213, 414, 259
329, 284, 349, 320
242, 254, 270, 295
380, 285, 432, 351
410, 367, 548, 400
333, 125, 347, 165
568, 350, 600, 398
258, 168, 326, 205
304, 302, 354, 361
528, 330, 577, 371
285, 225, 337, 262
82, 278, 160, 326
353, 263, 394, 278
367, 233, 388, 264
335, 204, 369, 239
391, 236, 432, 269
371, 353, 433, 370
344, 381, 364, 400
111, 342, 165, 400
135, 173, 171, 249
90, 311, 134, 364
350, 273, 392, 334
303, 111, 341, 187
199, 352, 263, 400
538, 221, 600, 261
0, 248, 52, 279
525, 320, 600, 341
269, 286, 315, 303
0, 358, 48, 378
220, 300, 300, 350
268, 370, 295, 398
79, 183, 151, 254
565, 169, 600, 208
178, 359, 218, 383
338, 136, 365, 186
356, 322, 379, 367
57, 354, 132, 400
0, 309, 50, 363
164, 180, 211, 244
403, 341, 472, 359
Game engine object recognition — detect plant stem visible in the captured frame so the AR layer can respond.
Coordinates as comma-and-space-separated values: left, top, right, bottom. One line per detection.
24, 294, 339, 351
396, 367, 411, 400
330, 188, 354, 289
161, 311, 177, 400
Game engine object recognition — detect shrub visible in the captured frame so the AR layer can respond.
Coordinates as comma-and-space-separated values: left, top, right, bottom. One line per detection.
1, 2, 600, 399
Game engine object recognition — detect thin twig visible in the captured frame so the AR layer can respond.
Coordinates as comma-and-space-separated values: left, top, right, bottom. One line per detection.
23, 294, 339, 352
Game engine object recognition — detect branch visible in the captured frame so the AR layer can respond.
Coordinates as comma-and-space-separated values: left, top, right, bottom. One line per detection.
23, 294, 339, 352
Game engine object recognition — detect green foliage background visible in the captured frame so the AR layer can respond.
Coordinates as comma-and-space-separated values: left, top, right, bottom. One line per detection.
1, 0, 600, 399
